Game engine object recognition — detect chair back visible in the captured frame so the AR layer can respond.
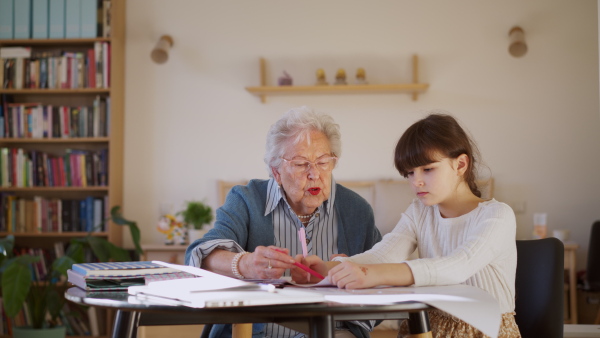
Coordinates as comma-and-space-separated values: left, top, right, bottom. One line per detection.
587, 221, 600, 291
514, 238, 564, 338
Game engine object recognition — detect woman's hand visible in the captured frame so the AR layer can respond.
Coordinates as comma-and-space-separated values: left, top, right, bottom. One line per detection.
328, 261, 378, 289
290, 255, 330, 284
239, 246, 295, 279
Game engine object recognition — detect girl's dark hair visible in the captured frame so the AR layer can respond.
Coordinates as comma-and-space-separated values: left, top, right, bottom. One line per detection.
394, 113, 482, 197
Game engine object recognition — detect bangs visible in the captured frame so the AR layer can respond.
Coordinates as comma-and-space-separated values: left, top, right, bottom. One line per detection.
395, 141, 440, 178
394, 121, 444, 177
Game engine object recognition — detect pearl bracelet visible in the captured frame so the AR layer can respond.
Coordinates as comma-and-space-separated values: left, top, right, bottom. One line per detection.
231, 251, 249, 279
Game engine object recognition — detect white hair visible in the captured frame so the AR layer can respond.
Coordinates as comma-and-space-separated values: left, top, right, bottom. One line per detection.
264, 106, 341, 177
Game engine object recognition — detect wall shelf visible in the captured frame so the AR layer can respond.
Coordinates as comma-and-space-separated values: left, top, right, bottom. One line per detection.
245, 55, 429, 103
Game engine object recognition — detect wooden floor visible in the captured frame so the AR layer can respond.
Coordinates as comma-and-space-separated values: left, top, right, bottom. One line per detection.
140, 325, 399, 338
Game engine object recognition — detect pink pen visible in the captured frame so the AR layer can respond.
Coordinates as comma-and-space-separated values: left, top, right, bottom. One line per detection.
273, 248, 324, 280
298, 228, 308, 258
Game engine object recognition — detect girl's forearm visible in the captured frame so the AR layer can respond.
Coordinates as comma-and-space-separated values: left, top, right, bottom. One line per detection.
374, 263, 415, 286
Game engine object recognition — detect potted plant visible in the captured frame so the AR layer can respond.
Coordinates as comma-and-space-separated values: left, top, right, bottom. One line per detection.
0, 206, 142, 338
178, 200, 213, 243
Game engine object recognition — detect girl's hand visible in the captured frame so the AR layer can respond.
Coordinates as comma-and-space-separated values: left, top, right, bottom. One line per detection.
290, 255, 328, 284
328, 261, 378, 289
239, 246, 295, 279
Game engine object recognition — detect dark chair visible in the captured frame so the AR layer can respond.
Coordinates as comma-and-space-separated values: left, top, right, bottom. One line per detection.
583, 220, 600, 324
514, 238, 564, 338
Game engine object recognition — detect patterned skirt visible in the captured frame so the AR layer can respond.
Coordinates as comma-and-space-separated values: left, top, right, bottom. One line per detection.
398, 310, 521, 338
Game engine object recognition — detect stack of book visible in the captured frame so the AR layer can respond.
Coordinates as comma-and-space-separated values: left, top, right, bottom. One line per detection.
68, 261, 197, 291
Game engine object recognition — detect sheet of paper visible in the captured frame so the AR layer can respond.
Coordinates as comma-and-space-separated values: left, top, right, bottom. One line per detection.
129, 286, 324, 308
148, 261, 258, 292
323, 284, 501, 338
287, 276, 335, 288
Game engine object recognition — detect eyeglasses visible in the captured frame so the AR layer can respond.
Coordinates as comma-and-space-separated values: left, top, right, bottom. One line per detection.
281, 156, 338, 174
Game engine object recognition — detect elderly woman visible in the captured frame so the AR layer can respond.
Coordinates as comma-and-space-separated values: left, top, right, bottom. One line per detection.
185, 106, 381, 338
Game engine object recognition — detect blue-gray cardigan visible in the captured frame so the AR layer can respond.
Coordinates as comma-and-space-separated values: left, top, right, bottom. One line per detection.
185, 179, 381, 263
185, 179, 382, 338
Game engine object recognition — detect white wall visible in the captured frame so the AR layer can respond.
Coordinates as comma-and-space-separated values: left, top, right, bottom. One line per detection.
123, 0, 600, 269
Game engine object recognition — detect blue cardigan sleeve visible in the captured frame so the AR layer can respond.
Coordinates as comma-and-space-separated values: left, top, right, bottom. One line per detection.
334, 184, 382, 256
185, 180, 271, 265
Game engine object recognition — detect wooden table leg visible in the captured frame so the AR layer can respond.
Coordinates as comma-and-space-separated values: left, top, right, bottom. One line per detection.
407, 311, 433, 338
232, 323, 253, 338
568, 249, 578, 323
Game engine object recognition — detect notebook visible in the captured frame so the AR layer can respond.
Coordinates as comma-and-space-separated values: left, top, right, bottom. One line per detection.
128, 283, 325, 308
72, 261, 180, 277
127, 262, 325, 308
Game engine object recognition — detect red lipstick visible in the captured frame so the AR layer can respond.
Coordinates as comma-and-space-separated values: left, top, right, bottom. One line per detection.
308, 188, 321, 195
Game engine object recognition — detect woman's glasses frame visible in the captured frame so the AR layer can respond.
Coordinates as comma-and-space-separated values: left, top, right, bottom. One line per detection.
280, 156, 338, 174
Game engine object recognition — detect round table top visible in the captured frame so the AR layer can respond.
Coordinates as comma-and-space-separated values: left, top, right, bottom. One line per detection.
65, 286, 430, 321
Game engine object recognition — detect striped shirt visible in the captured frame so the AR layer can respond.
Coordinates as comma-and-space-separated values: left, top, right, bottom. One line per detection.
190, 177, 374, 338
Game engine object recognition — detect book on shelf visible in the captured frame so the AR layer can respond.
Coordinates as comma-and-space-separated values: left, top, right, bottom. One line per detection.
1, 46, 109, 90
49, 0, 66, 39
0, 47, 32, 59
0, 195, 107, 233
13, 0, 32, 39
0, 0, 14, 39
32, 0, 49, 39
65, 0, 81, 38
80, 0, 98, 38
67, 268, 198, 291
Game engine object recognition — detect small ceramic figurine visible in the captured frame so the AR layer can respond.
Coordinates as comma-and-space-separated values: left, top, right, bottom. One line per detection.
315, 68, 328, 85
356, 68, 368, 84
157, 214, 188, 245
334, 68, 347, 85
278, 71, 293, 86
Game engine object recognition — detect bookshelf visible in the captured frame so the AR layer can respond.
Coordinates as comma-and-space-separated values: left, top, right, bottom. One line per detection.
0, 0, 125, 336
245, 55, 430, 103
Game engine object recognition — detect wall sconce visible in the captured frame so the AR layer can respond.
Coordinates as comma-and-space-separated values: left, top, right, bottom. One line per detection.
508, 26, 527, 57
151, 35, 174, 64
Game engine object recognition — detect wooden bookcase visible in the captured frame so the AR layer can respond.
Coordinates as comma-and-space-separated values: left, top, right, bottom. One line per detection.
0, 0, 125, 336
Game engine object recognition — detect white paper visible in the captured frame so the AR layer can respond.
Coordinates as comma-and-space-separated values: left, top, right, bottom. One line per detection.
323, 284, 501, 338
129, 286, 324, 308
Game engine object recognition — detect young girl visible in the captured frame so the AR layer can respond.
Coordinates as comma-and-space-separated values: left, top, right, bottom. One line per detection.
298, 113, 521, 337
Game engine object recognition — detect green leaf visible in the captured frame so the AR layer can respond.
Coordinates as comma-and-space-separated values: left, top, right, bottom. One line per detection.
128, 222, 142, 255
105, 241, 132, 262
65, 239, 86, 263
52, 256, 76, 276
110, 206, 143, 255
87, 236, 111, 262
2, 262, 33, 318
27, 285, 47, 329
46, 288, 63, 327
0, 235, 15, 258
110, 206, 134, 226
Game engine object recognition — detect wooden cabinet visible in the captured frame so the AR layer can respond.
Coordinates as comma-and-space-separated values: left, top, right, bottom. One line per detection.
0, 0, 125, 336
245, 55, 429, 103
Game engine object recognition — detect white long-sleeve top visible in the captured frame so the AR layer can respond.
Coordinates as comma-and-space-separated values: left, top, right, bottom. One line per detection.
335, 198, 517, 313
